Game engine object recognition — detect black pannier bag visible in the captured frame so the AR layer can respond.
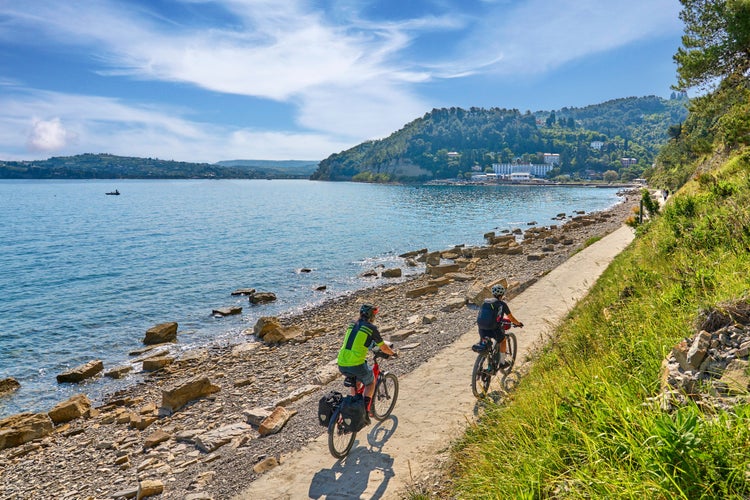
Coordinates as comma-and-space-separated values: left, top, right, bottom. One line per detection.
318, 390, 343, 427
338, 394, 367, 432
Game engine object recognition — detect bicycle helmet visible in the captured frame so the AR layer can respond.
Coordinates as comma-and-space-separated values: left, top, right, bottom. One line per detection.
491, 284, 506, 297
360, 303, 378, 321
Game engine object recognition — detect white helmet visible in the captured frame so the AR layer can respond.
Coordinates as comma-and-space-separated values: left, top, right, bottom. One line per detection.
491, 284, 506, 297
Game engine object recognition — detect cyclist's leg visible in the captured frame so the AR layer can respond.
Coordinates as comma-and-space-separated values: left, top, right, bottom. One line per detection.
499, 333, 508, 353
339, 362, 375, 416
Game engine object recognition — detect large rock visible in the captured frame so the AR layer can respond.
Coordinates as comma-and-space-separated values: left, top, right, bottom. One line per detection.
212, 306, 242, 316
249, 292, 277, 304
48, 394, 91, 424
258, 406, 296, 436
405, 285, 438, 298
252, 316, 302, 343
105, 365, 133, 379
427, 263, 460, 277
56, 360, 104, 383
136, 479, 164, 500
195, 422, 253, 452
142, 356, 174, 372
161, 376, 220, 414
143, 322, 178, 345
0, 413, 54, 450
0, 377, 20, 397
381, 268, 402, 278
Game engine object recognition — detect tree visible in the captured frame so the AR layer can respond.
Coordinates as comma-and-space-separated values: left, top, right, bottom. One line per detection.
603, 170, 619, 183
674, 0, 750, 91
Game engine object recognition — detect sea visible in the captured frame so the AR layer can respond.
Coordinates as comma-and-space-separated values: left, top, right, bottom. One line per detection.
0, 179, 624, 418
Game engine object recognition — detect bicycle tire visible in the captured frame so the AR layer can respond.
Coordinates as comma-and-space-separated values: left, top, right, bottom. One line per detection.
500, 332, 517, 375
371, 373, 399, 420
327, 408, 356, 458
471, 353, 492, 398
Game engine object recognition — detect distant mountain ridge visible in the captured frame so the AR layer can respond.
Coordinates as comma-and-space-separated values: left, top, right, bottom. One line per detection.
0, 154, 318, 179
214, 159, 319, 177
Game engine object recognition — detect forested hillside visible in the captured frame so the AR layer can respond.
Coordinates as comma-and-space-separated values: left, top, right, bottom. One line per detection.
0, 154, 314, 179
312, 95, 688, 183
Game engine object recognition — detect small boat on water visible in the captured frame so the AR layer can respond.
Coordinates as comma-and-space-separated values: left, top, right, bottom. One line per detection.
105, 189, 120, 195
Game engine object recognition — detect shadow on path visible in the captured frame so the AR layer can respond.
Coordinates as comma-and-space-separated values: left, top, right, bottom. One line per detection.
309, 417, 398, 499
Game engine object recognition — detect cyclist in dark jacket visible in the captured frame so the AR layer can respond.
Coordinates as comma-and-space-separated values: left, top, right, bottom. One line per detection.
337, 304, 396, 416
472, 284, 523, 366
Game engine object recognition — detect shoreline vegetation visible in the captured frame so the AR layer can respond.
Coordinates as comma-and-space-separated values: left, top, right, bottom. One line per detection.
0, 190, 640, 499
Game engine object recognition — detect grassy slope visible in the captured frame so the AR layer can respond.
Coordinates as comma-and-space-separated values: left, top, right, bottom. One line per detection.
448, 148, 750, 499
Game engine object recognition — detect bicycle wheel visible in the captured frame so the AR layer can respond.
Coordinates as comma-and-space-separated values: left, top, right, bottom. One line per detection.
500, 332, 517, 375
471, 353, 493, 398
371, 373, 399, 420
328, 409, 356, 459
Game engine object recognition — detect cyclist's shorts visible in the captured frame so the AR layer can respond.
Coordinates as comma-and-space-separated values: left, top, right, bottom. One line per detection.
338, 362, 374, 386
478, 328, 506, 342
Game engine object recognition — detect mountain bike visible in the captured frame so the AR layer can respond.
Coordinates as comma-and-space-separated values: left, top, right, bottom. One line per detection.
471, 322, 520, 399
328, 349, 399, 458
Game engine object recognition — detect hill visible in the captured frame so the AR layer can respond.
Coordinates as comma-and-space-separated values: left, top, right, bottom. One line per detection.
214, 159, 319, 178
312, 95, 689, 183
0, 154, 318, 180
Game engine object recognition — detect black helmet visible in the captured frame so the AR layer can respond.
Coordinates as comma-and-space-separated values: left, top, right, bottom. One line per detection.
360, 304, 378, 321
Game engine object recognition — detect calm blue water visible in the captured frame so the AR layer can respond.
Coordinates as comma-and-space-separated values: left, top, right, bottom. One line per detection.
0, 179, 622, 417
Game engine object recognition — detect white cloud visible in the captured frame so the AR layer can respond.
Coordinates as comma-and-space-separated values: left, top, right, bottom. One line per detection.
27, 118, 73, 152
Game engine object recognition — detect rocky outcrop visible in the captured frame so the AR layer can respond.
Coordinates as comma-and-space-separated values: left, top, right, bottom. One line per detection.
0, 413, 54, 450
143, 322, 178, 345
160, 376, 220, 414
382, 268, 402, 278
195, 423, 253, 452
47, 394, 91, 424
252, 316, 302, 343
56, 359, 104, 383
657, 310, 750, 412
427, 263, 460, 277
212, 306, 242, 316
258, 406, 296, 436
0, 377, 20, 397
249, 292, 277, 304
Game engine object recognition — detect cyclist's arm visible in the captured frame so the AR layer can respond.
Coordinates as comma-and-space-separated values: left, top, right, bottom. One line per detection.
378, 341, 396, 356
505, 312, 523, 327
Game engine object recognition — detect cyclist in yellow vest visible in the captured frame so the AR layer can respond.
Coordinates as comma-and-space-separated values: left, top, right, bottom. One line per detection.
337, 304, 396, 419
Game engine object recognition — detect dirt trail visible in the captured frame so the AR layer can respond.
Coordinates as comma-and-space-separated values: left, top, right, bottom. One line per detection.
233, 225, 635, 500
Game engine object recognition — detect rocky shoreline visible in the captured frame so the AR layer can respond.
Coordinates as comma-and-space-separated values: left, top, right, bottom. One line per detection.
0, 191, 639, 500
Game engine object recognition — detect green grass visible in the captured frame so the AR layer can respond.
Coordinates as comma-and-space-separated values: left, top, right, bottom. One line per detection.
445, 148, 750, 499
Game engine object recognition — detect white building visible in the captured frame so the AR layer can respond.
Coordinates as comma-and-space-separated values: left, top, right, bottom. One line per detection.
510, 172, 532, 182
543, 153, 560, 165
492, 163, 554, 178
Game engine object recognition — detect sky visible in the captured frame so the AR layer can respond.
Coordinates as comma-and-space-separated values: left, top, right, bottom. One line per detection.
0, 0, 685, 163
